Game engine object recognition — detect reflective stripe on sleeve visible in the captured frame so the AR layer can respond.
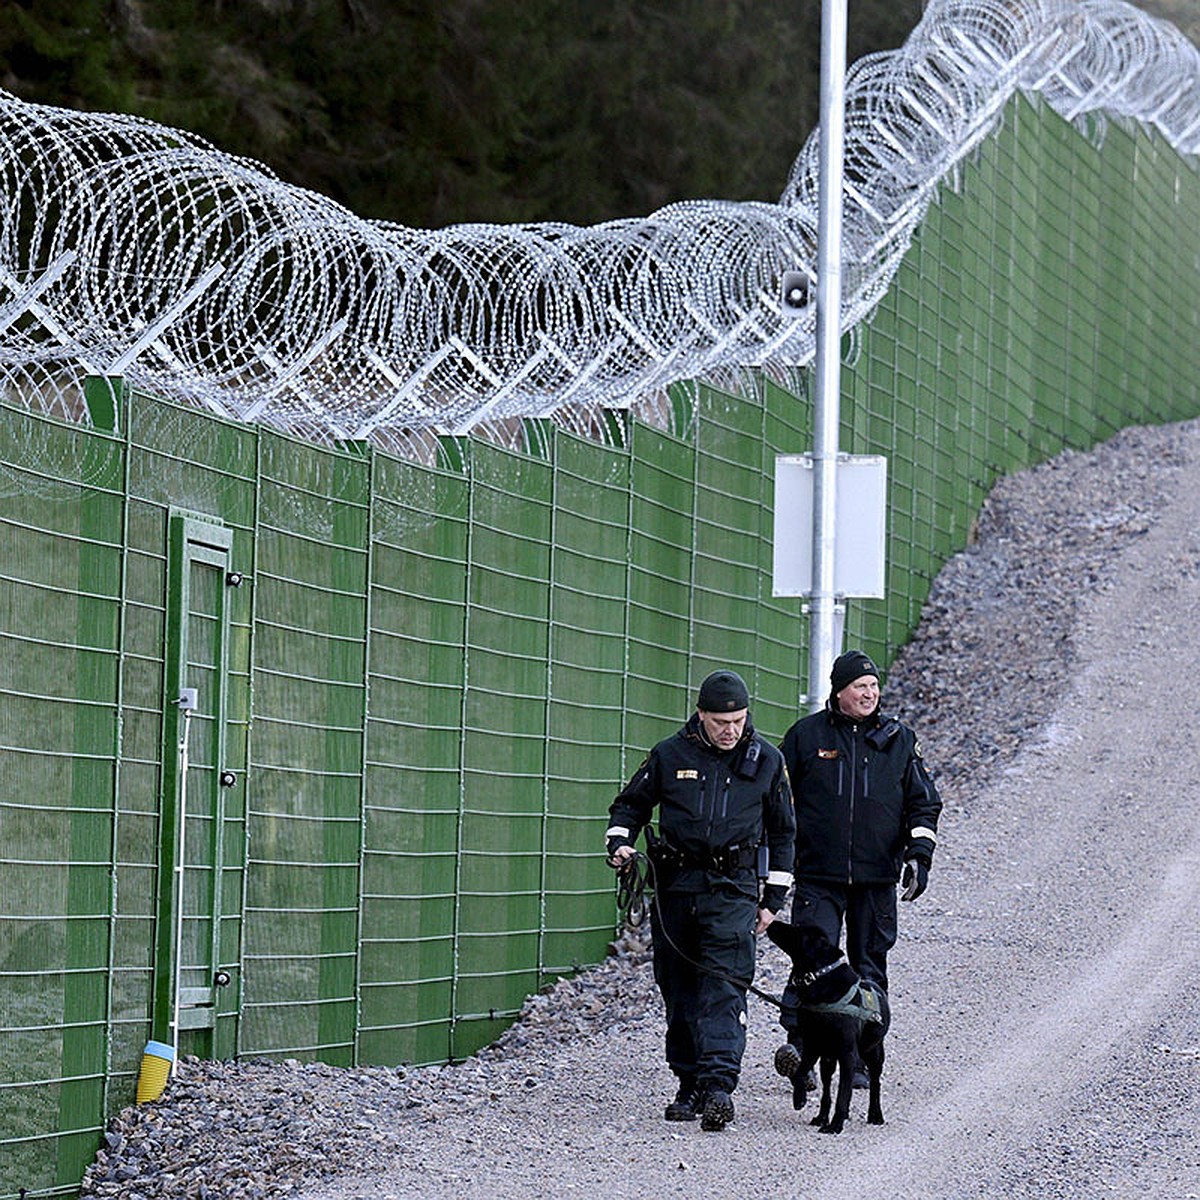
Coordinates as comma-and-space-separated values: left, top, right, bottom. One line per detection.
767, 870, 794, 888
909, 826, 937, 845
605, 825, 631, 841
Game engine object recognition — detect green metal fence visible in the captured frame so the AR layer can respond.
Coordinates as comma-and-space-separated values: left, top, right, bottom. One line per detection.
2, 93, 1199, 1199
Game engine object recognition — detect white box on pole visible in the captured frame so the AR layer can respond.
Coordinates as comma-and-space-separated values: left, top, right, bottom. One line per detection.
772, 454, 887, 597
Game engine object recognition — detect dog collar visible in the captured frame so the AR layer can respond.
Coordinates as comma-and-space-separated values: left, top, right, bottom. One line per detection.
796, 953, 846, 988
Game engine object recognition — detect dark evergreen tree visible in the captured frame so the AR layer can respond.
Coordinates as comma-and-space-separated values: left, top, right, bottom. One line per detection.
24, 0, 1154, 228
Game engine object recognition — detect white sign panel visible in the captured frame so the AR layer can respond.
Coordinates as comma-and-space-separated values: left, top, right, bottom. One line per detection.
772, 454, 888, 597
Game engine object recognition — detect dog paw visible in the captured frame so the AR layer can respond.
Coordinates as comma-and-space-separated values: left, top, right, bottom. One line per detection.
820, 1122, 845, 1135
868, 1111, 885, 1125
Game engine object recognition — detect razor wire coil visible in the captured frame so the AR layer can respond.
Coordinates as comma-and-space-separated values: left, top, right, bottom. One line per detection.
0, 0, 1197, 457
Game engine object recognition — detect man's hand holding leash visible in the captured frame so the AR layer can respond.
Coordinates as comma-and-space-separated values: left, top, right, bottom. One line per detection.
607, 844, 637, 871
755, 906, 777, 935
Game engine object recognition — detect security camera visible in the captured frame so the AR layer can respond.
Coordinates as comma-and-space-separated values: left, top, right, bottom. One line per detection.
781, 270, 811, 314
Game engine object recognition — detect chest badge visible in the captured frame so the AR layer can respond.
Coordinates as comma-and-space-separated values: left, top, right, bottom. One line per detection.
817, 748, 839, 759
676, 769, 699, 779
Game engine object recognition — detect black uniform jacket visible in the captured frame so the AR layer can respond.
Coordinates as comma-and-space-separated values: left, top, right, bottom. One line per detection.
780, 702, 941, 885
606, 714, 796, 911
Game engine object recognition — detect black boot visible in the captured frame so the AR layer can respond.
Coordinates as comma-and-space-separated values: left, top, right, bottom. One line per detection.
700, 1088, 735, 1131
664, 1079, 700, 1121
852, 1051, 869, 1089
774, 1043, 801, 1079
774, 1043, 809, 1111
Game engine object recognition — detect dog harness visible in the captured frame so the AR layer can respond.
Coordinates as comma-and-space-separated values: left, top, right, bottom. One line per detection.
803, 983, 884, 1026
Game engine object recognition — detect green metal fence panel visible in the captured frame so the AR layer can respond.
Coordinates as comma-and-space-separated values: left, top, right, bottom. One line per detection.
0, 404, 124, 1198
106, 488, 165, 1125
692, 385, 772, 687
359, 454, 468, 1067
542, 428, 630, 977
625, 421, 696, 755
240, 433, 369, 1065
451, 440, 552, 1059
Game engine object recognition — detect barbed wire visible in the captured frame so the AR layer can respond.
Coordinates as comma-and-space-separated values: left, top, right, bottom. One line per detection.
0, 0, 1196, 457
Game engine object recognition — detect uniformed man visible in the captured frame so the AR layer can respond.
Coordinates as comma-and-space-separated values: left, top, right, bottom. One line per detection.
606, 669, 796, 1131
779, 649, 942, 999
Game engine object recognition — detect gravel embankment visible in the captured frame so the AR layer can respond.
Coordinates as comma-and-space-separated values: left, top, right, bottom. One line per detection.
81, 419, 1200, 1200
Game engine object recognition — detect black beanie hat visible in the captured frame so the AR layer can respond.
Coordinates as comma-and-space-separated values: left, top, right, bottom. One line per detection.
697, 669, 750, 712
830, 650, 879, 695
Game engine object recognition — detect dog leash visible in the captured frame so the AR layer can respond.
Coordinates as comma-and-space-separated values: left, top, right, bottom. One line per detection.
614, 851, 787, 1010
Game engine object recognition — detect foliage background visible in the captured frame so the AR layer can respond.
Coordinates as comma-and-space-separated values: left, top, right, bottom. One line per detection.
3, 0, 923, 226
0, 1, 1193, 228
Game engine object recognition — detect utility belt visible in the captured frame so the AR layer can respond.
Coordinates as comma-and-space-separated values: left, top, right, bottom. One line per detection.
646, 829, 764, 878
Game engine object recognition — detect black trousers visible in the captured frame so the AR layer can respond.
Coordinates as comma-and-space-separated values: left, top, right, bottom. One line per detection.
650, 885, 757, 1094
791, 879, 897, 993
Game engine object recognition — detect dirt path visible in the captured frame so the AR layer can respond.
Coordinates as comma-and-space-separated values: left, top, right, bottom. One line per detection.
806, 437, 1200, 1200
292, 427, 1200, 1200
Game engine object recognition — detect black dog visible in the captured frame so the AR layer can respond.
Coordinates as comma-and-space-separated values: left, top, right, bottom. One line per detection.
766, 919, 890, 1134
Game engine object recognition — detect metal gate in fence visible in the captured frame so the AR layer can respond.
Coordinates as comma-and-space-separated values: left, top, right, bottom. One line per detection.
152, 513, 246, 1062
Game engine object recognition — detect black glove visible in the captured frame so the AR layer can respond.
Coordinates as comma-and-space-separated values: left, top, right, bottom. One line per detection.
900, 859, 928, 901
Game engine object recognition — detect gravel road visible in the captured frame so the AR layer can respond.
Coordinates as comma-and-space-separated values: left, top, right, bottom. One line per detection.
82, 418, 1200, 1200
